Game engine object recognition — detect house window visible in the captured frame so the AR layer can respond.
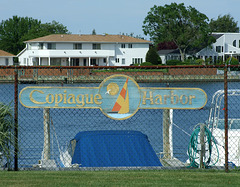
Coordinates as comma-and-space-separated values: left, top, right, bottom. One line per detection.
73, 43, 82, 49
233, 40, 236, 47
132, 58, 142, 64
216, 46, 221, 53
121, 44, 126, 48
115, 58, 120, 63
39, 43, 44, 50
50, 58, 61, 66
92, 43, 101, 50
90, 59, 97, 66
122, 58, 125, 65
47, 43, 56, 50
5, 58, 9, 66
103, 58, 107, 63
128, 44, 133, 48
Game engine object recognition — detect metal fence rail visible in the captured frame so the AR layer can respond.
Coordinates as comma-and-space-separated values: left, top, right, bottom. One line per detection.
0, 65, 239, 172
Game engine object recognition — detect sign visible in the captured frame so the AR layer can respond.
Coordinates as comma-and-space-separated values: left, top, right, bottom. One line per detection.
19, 74, 207, 120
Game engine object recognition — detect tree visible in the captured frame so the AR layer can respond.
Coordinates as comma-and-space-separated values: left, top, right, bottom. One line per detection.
209, 14, 239, 33
92, 29, 96, 35
143, 3, 215, 62
0, 16, 69, 55
145, 46, 161, 65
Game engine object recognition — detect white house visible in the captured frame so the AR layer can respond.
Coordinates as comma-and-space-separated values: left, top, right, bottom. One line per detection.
196, 33, 240, 63
18, 34, 151, 66
0, 50, 15, 65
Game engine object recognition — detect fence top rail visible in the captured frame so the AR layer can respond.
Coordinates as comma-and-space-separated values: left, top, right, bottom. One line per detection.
0, 65, 232, 70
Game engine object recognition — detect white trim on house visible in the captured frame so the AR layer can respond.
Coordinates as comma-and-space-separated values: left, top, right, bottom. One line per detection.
196, 33, 240, 63
18, 34, 151, 66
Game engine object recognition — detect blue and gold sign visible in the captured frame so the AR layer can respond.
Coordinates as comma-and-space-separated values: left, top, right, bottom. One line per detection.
19, 74, 207, 120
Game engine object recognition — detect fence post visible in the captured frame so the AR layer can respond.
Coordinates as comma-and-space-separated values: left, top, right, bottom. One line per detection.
163, 109, 171, 159
224, 65, 228, 172
43, 108, 50, 160
199, 123, 205, 168
14, 67, 18, 171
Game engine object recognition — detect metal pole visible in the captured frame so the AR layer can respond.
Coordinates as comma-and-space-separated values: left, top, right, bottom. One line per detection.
14, 67, 18, 171
224, 65, 228, 172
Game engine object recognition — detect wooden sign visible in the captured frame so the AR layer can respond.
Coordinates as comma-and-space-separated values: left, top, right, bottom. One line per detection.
20, 74, 207, 120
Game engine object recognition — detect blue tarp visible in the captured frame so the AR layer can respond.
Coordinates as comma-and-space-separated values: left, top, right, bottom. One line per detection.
71, 130, 162, 167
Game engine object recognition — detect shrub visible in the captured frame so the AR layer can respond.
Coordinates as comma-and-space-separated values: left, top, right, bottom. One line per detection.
0, 102, 14, 169
227, 57, 240, 71
140, 62, 153, 66
195, 59, 205, 65
166, 60, 182, 65
146, 46, 161, 65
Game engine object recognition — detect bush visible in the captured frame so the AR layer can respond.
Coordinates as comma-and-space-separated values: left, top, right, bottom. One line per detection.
0, 102, 14, 169
140, 62, 153, 66
195, 59, 205, 65
166, 60, 182, 65
227, 57, 240, 71
146, 46, 161, 65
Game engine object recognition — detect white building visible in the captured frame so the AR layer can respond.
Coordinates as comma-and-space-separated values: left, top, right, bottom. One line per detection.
18, 34, 151, 66
0, 50, 15, 65
196, 33, 240, 63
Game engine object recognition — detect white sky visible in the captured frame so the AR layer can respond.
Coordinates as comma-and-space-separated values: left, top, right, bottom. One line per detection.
1, 0, 239, 37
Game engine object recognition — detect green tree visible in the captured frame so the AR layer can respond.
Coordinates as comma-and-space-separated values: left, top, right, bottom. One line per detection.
92, 29, 96, 35
209, 14, 239, 32
143, 3, 215, 62
0, 16, 69, 55
145, 46, 161, 65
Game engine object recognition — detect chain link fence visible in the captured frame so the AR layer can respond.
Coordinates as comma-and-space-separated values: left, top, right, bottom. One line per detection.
0, 65, 239, 171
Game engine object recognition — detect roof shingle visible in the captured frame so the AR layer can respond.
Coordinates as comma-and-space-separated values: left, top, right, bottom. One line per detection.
26, 34, 152, 43
0, 50, 15, 57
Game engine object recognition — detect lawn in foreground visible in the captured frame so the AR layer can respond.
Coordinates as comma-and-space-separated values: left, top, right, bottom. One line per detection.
0, 170, 239, 186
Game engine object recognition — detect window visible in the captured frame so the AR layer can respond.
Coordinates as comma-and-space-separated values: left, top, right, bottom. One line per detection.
128, 44, 133, 48
103, 58, 107, 63
39, 43, 44, 50
47, 43, 56, 50
121, 44, 125, 48
115, 58, 120, 63
122, 58, 125, 65
5, 58, 9, 66
132, 58, 143, 64
233, 40, 236, 47
90, 59, 97, 66
50, 58, 61, 66
73, 43, 82, 49
216, 46, 221, 53
92, 43, 101, 50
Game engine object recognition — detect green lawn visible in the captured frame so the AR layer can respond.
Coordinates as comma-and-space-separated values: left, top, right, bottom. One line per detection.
0, 170, 239, 186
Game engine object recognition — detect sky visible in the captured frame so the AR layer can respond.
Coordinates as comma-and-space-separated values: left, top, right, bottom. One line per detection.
1, 0, 240, 38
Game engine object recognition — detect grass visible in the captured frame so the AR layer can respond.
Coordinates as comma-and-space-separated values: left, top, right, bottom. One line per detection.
0, 170, 240, 186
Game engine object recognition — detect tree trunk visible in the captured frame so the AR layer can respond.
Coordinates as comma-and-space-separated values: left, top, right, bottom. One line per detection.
179, 48, 185, 62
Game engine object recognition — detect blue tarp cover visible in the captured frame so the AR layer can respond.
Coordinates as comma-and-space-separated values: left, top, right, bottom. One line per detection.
71, 130, 162, 167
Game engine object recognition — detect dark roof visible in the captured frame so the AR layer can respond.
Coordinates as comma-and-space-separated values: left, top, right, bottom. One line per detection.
158, 49, 180, 55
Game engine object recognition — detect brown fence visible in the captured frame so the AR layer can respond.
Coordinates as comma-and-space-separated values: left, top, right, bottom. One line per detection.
0, 65, 239, 172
